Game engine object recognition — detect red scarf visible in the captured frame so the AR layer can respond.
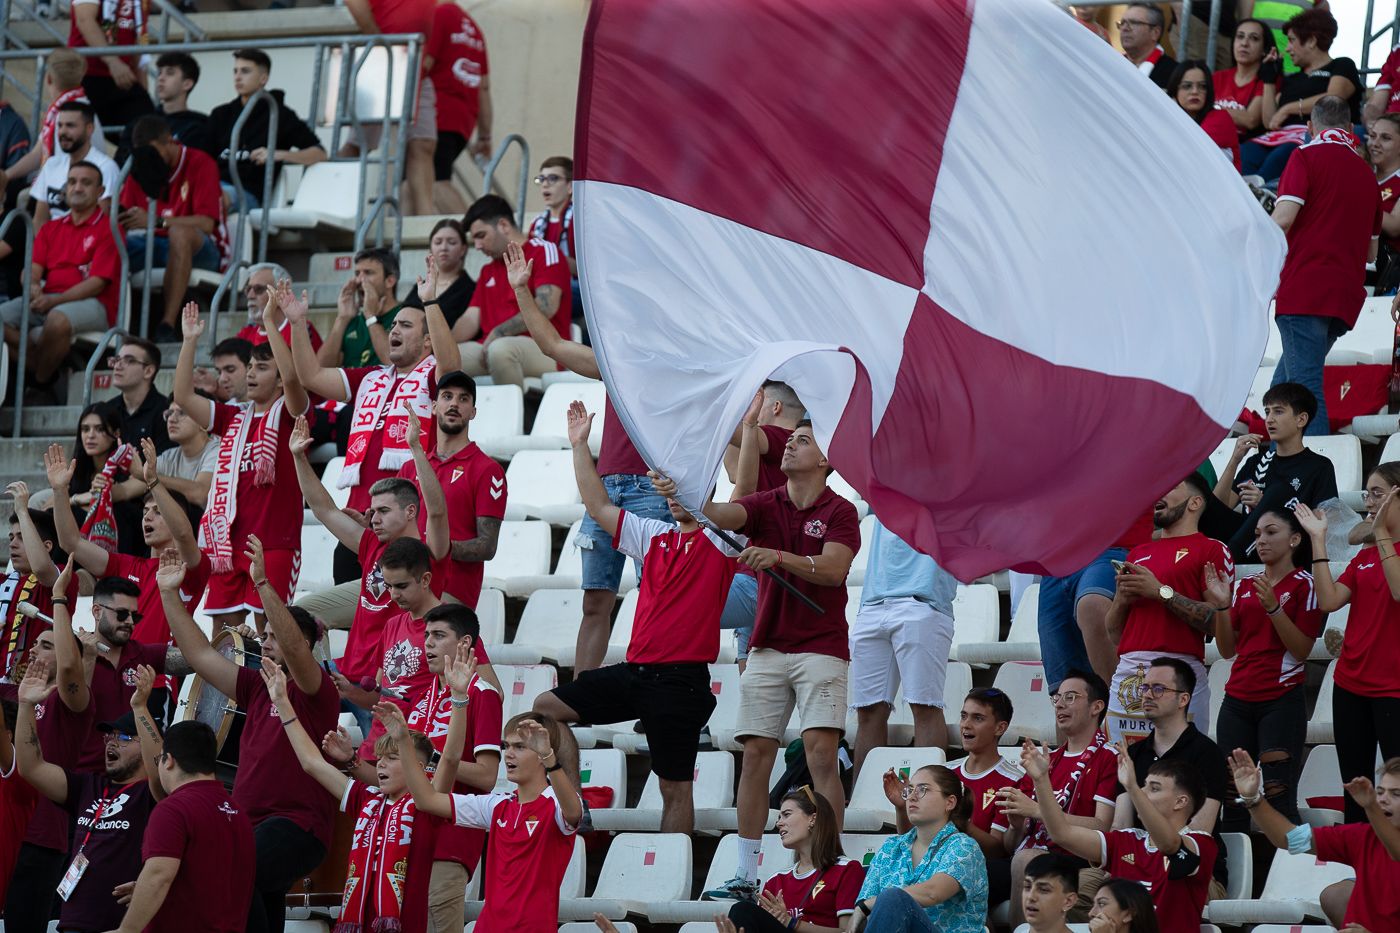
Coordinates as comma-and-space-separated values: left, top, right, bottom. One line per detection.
339, 355, 435, 489
81, 443, 134, 554
200, 398, 283, 573
1021, 729, 1111, 851
336, 786, 418, 933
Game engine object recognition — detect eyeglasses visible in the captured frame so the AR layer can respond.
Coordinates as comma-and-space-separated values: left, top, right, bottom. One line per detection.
1116, 18, 1156, 29
96, 605, 143, 624
533, 173, 567, 185
1050, 690, 1084, 706
901, 783, 936, 800
1136, 683, 1189, 698
1178, 81, 1209, 91
1362, 489, 1392, 502
104, 732, 137, 743
108, 353, 151, 368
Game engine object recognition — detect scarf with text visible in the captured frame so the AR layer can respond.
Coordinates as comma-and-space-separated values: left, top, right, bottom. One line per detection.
335, 788, 418, 933
339, 355, 435, 489
80, 443, 134, 554
1020, 728, 1111, 851
200, 398, 284, 573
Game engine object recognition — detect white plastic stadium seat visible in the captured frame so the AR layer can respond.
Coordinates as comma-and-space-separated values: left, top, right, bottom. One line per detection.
1302, 435, 1363, 495
1298, 744, 1345, 829
490, 381, 608, 459
501, 450, 583, 526
578, 747, 627, 810
493, 664, 559, 722
258, 161, 381, 232
1207, 848, 1353, 925
475, 588, 506, 648
470, 385, 525, 450
482, 521, 552, 594
957, 585, 1041, 665
949, 584, 1001, 661
297, 525, 341, 595
840, 833, 894, 870
320, 456, 351, 509
845, 746, 948, 830
495, 590, 580, 665
594, 752, 736, 831
557, 833, 693, 920
645, 833, 788, 922
1307, 660, 1336, 745
992, 661, 1055, 745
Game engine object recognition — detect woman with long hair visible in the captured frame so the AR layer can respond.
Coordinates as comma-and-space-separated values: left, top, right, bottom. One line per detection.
1369, 114, 1400, 293
404, 218, 474, 326
1297, 461, 1400, 823
1210, 507, 1321, 833
1212, 18, 1278, 139
69, 404, 122, 509
724, 787, 864, 933
1088, 878, 1160, 933
849, 765, 987, 933
1168, 61, 1240, 170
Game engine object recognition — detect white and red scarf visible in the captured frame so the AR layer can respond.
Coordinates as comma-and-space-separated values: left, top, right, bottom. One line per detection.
338, 355, 435, 489
200, 398, 284, 573
81, 443, 134, 554
1132, 45, 1165, 77
336, 790, 418, 933
1020, 728, 1111, 851
530, 203, 574, 259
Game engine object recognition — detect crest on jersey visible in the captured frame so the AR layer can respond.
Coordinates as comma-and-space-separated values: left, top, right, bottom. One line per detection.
525, 817, 540, 836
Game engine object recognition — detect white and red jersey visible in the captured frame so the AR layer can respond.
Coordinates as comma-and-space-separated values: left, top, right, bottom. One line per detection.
407, 674, 503, 871
952, 756, 1022, 835
613, 511, 742, 664
69, 0, 143, 76
761, 857, 865, 928
1096, 827, 1216, 933
452, 787, 578, 933
1224, 569, 1322, 702
1017, 731, 1118, 853
1336, 547, 1400, 698
1120, 532, 1233, 660
207, 401, 303, 551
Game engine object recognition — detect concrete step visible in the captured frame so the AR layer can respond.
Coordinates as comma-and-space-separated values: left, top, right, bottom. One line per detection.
0, 405, 84, 436
0, 438, 71, 475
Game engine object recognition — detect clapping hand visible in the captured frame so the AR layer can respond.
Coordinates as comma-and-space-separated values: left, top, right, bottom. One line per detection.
154, 548, 187, 592
129, 664, 155, 711
288, 416, 313, 457
260, 657, 289, 707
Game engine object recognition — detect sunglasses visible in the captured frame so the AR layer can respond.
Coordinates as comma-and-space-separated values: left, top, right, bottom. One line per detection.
96, 604, 143, 624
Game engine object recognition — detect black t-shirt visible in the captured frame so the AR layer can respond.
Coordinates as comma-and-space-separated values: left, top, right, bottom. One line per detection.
1149, 53, 1179, 91
1120, 723, 1230, 886
1225, 447, 1338, 561
1278, 58, 1363, 124
100, 388, 172, 557
60, 773, 156, 932
401, 271, 476, 329
206, 90, 323, 199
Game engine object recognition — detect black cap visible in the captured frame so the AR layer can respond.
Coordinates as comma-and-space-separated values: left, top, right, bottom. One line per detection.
97, 710, 140, 736
434, 370, 476, 399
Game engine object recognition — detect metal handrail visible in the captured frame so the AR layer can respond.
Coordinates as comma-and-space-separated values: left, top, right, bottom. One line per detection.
480, 134, 532, 229
0, 211, 35, 438
1361, 0, 1400, 76
82, 156, 136, 410
343, 33, 418, 252
150, 0, 206, 44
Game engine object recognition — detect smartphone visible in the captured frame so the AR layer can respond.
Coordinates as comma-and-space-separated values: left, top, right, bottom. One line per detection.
1110, 559, 1128, 573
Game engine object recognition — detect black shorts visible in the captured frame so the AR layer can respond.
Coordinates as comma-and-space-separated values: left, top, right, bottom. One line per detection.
435, 130, 468, 181
552, 662, 716, 782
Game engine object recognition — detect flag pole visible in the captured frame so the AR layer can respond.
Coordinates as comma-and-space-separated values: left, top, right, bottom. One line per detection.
701, 521, 826, 615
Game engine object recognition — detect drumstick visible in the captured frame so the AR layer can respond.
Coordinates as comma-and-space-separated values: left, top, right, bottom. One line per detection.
17, 603, 109, 653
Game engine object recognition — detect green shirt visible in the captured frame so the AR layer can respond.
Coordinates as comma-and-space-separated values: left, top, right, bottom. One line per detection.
340, 303, 401, 367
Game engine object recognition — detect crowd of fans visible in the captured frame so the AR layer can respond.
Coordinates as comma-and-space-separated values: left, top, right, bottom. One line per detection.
2, 2, 1400, 933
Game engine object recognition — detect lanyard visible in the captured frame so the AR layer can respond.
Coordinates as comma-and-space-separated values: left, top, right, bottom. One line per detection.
75, 781, 138, 856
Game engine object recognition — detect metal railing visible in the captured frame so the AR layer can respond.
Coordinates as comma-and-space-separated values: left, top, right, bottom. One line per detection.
0, 211, 35, 438
1362, 1, 1400, 76
1052, 0, 1226, 72
480, 133, 532, 229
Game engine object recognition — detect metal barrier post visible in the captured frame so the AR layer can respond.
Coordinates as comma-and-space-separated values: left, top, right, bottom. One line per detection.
0, 212, 35, 437
481, 134, 532, 229
1205, 0, 1222, 71
139, 198, 157, 339
109, 157, 135, 337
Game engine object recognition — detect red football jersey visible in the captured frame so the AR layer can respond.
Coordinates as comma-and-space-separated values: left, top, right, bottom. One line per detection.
1120, 532, 1233, 660
1380, 169, 1400, 253
1379, 47, 1400, 114
761, 857, 865, 928
453, 789, 577, 933
467, 239, 572, 340
1316, 821, 1400, 930
1212, 67, 1269, 120
1017, 732, 1118, 853
398, 443, 507, 607
952, 756, 1022, 835
1224, 569, 1322, 702
118, 145, 229, 270
68, 0, 141, 76
1096, 828, 1216, 933
32, 208, 121, 325
1336, 547, 1400, 697
427, 4, 489, 137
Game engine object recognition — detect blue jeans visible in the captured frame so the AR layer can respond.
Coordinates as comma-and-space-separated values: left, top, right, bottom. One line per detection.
1240, 140, 1299, 187
577, 473, 672, 591
867, 887, 941, 933
222, 181, 262, 213
1037, 547, 1126, 688
126, 231, 221, 272
719, 572, 757, 659
1271, 314, 1348, 436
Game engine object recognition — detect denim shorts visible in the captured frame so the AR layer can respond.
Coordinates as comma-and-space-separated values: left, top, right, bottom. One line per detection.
576, 473, 672, 591
126, 231, 221, 272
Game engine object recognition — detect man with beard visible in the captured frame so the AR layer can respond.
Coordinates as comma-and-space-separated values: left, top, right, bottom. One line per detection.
396, 371, 506, 608
1104, 473, 1234, 742
157, 539, 338, 933
31, 102, 119, 227
14, 654, 163, 933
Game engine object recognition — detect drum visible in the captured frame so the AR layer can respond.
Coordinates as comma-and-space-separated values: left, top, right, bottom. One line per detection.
180, 628, 262, 787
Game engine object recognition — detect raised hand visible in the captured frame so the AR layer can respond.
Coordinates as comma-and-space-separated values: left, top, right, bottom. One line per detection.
882, 768, 910, 809
1227, 748, 1262, 800
181, 301, 204, 342
1020, 738, 1050, 782
373, 700, 409, 741
505, 240, 534, 291
43, 443, 75, 490
276, 279, 309, 325
1345, 776, 1378, 811
417, 254, 439, 303
743, 388, 764, 426
129, 664, 155, 710
288, 416, 313, 457
243, 535, 267, 587
154, 548, 188, 592
361, 276, 384, 316
1113, 739, 1137, 789
1232, 433, 1262, 460
566, 400, 594, 449
404, 401, 423, 452
518, 718, 554, 761
322, 727, 356, 764
1294, 503, 1328, 540
1374, 486, 1400, 538
6, 481, 29, 511
649, 472, 678, 499
1204, 563, 1232, 609
260, 656, 289, 706
443, 641, 478, 698
54, 557, 76, 601
17, 655, 51, 705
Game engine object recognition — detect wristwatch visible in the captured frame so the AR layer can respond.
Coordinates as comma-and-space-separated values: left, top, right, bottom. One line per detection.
1158, 585, 1175, 602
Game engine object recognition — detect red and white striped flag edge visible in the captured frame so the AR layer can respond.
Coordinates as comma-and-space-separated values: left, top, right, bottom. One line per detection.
574, 0, 1286, 580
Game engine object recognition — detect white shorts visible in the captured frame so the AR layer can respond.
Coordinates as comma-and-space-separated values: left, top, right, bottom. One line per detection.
849, 596, 954, 708
1106, 650, 1209, 743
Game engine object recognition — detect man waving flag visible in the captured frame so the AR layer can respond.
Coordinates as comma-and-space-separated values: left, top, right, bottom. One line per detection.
574, 0, 1286, 580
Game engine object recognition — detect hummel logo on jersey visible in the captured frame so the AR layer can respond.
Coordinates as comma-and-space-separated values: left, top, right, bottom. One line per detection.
490, 476, 504, 500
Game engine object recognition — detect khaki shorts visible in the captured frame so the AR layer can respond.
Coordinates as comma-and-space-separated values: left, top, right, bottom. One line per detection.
736, 648, 848, 741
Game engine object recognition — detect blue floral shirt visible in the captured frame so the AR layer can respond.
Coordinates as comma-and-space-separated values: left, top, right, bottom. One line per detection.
856, 823, 988, 933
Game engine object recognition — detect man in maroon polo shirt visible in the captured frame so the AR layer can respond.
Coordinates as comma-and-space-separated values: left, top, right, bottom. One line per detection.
1270, 94, 1382, 437
157, 540, 336, 933
501, 241, 674, 672
397, 370, 507, 607
654, 419, 860, 899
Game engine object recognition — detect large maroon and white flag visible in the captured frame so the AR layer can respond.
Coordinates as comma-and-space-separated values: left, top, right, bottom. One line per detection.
574, 0, 1286, 579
